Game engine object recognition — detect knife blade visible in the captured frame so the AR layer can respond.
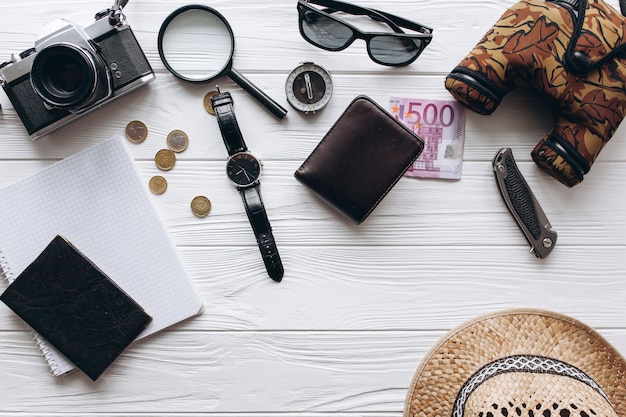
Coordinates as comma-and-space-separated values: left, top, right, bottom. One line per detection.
492, 148, 557, 258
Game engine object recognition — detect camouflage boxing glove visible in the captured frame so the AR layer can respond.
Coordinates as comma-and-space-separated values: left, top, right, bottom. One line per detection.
445, 0, 626, 186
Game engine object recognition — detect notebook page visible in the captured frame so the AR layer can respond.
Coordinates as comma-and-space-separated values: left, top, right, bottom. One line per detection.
0, 136, 203, 375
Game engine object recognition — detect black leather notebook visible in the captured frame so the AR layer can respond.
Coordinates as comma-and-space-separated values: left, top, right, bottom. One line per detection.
0, 235, 152, 380
295, 95, 424, 224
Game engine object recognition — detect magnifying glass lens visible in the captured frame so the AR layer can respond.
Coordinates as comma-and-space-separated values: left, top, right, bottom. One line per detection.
158, 5, 287, 119
160, 8, 233, 81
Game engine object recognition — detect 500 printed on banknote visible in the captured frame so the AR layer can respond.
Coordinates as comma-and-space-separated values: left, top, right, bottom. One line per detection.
390, 97, 466, 180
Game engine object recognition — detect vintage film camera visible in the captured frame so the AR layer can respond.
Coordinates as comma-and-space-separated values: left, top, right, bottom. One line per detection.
0, 0, 154, 139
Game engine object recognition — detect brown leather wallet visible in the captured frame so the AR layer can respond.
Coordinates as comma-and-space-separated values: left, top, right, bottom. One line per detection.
294, 95, 424, 224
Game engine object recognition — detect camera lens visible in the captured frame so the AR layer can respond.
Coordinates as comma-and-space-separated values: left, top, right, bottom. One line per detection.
31, 43, 110, 110
49, 55, 84, 93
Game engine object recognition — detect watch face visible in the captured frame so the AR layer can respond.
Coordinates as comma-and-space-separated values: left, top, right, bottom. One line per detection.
226, 152, 262, 187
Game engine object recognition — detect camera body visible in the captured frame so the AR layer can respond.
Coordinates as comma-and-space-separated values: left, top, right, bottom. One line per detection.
0, 10, 154, 139
445, 0, 626, 187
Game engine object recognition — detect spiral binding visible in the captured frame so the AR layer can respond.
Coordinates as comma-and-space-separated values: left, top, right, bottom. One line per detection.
33, 334, 64, 376
0, 251, 14, 283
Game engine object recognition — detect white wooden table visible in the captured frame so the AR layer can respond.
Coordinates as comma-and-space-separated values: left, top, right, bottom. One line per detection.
1, 1, 625, 416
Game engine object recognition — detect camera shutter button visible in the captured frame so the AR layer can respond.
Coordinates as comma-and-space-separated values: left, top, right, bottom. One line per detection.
19, 48, 36, 59
95, 9, 109, 20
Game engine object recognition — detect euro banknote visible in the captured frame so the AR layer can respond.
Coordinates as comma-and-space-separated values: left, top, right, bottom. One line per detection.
390, 96, 466, 180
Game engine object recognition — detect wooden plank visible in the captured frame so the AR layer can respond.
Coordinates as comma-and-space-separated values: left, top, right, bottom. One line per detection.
2, 74, 626, 161
2, 245, 625, 331
1, 159, 624, 246
0, 329, 625, 413
0, 0, 520, 74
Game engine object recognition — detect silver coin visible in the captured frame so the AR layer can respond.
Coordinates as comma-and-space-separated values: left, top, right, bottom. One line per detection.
167, 129, 189, 153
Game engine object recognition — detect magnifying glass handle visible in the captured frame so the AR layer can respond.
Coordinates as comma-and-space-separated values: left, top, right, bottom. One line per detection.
229, 68, 288, 119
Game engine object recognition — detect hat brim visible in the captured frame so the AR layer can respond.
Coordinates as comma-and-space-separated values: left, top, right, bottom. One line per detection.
404, 309, 626, 417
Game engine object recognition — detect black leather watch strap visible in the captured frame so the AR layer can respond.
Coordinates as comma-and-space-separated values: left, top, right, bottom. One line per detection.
240, 186, 284, 282
211, 89, 284, 282
211, 91, 247, 155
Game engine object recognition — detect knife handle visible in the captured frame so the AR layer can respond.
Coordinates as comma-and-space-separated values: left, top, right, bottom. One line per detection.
493, 148, 557, 258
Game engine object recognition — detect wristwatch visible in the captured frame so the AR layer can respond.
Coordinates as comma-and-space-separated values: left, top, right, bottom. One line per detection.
210, 90, 284, 282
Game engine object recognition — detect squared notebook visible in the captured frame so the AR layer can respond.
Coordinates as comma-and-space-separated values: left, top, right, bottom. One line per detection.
1, 235, 152, 381
0, 136, 203, 376
294, 95, 424, 224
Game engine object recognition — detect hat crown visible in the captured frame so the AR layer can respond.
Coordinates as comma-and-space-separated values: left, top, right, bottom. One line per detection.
456, 355, 616, 417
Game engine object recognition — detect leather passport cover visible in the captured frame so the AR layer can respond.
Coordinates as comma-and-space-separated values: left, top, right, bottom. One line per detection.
0, 235, 152, 380
294, 95, 424, 224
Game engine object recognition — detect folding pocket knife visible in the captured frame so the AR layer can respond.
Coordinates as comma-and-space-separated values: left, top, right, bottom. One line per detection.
493, 148, 557, 258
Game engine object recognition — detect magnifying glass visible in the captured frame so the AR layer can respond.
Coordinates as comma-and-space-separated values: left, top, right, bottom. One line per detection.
157, 4, 288, 119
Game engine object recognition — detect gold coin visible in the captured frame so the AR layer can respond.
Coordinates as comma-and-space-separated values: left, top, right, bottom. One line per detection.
125, 120, 148, 143
191, 196, 212, 217
203, 90, 219, 115
167, 129, 189, 153
149, 175, 168, 195
155, 148, 176, 171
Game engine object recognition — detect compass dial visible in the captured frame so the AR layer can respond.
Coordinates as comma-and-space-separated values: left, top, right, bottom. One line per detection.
285, 62, 332, 114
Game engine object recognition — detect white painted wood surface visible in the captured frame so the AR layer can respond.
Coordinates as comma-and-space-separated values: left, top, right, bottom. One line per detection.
0, 0, 625, 415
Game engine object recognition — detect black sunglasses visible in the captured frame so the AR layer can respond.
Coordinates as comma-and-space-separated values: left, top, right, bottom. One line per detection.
297, 0, 433, 66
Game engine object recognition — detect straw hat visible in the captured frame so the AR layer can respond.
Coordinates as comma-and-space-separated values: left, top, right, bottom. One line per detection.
404, 309, 626, 417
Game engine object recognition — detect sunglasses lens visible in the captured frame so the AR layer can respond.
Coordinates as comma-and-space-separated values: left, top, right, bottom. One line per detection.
301, 10, 353, 50
369, 36, 423, 65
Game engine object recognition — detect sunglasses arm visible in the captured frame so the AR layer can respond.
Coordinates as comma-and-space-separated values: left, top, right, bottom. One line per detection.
369, 8, 433, 35
311, 0, 405, 33
306, 0, 432, 35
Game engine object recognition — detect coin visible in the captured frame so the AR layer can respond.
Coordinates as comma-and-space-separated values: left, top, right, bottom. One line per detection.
155, 148, 176, 171
191, 196, 212, 217
203, 90, 219, 115
125, 120, 148, 143
167, 129, 189, 153
149, 175, 168, 195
